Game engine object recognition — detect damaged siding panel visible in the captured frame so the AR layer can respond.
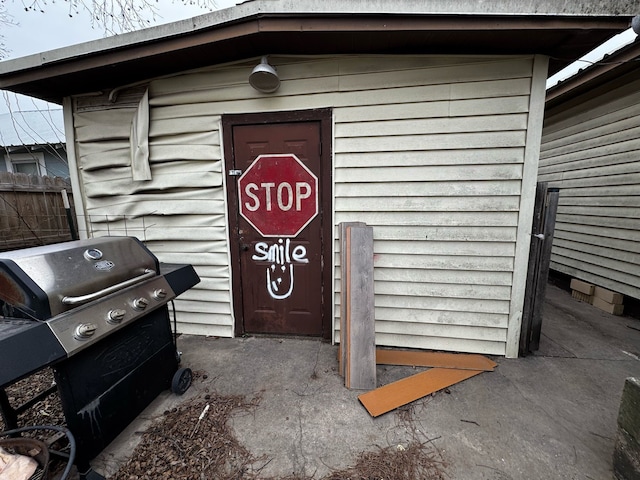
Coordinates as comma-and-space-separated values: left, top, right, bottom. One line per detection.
85, 192, 227, 216
81, 167, 222, 197
540, 79, 640, 300
72, 93, 231, 336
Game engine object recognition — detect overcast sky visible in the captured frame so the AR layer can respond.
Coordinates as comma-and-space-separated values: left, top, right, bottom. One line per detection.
0, 3, 637, 114
0, 0, 237, 113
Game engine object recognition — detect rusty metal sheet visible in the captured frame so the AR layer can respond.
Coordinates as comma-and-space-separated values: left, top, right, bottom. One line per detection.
358, 368, 484, 417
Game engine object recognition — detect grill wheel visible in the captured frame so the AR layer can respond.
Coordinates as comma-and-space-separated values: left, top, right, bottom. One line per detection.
171, 368, 193, 395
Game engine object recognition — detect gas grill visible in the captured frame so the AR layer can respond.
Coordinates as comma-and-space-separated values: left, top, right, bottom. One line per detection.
0, 237, 200, 480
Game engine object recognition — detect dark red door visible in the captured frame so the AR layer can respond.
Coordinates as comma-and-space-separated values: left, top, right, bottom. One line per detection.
224, 113, 331, 337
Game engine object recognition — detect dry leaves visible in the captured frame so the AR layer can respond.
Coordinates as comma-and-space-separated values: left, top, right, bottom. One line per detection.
110, 392, 262, 480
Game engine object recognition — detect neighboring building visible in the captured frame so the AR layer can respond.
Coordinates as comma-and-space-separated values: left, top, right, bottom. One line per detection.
541, 38, 640, 302
0, 109, 68, 178
0, 1, 634, 357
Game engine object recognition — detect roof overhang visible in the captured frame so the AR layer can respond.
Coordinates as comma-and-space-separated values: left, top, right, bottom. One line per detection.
0, 1, 636, 105
546, 38, 640, 111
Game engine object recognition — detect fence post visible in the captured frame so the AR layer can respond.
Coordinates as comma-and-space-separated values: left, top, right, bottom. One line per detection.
61, 189, 78, 240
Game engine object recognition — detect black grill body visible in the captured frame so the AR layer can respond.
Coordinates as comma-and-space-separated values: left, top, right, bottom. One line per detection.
0, 237, 200, 480
53, 307, 178, 464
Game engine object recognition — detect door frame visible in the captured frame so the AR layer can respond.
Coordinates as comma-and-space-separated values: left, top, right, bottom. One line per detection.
222, 108, 333, 340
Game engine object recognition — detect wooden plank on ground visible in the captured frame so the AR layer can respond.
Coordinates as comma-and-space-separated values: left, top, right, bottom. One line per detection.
376, 349, 497, 372
358, 368, 484, 417
346, 224, 376, 390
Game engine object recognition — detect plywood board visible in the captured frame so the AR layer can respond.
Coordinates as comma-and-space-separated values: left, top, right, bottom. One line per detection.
358, 368, 484, 417
339, 221, 366, 379
376, 349, 497, 372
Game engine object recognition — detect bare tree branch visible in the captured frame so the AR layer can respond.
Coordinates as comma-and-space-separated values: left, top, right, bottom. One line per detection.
0, 2, 17, 58
0, 0, 218, 57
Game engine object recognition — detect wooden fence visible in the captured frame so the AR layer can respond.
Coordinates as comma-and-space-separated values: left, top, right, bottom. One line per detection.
0, 172, 76, 252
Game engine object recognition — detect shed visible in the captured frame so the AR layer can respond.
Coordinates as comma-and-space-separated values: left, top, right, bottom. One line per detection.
541, 38, 640, 303
0, 0, 635, 357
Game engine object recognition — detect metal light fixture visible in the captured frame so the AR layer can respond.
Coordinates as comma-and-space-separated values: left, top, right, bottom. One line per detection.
249, 56, 280, 93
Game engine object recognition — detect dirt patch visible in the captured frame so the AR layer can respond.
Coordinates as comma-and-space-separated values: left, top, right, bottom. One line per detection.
0, 368, 64, 430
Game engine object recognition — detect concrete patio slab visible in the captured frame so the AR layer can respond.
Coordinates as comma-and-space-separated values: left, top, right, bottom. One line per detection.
92, 284, 640, 479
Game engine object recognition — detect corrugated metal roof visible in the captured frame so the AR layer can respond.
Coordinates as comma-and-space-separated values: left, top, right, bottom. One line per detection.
0, 109, 64, 147
546, 37, 640, 109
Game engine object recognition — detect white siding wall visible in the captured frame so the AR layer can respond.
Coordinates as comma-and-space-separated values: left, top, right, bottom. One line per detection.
69, 54, 540, 355
540, 79, 640, 301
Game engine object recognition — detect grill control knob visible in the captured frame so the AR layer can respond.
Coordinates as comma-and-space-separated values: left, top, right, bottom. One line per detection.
153, 289, 168, 300
74, 323, 97, 340
132, 297, 149, 310
107, 309, 126, 324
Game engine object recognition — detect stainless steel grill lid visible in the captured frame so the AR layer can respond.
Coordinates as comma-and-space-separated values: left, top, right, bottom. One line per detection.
0, 236, 200, 389
0, 237, 158, 320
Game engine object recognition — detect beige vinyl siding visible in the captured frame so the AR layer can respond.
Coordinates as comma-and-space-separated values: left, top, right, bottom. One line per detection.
540, 78, 640, 301
333, 57, 537, 356
69, 54, 539, 353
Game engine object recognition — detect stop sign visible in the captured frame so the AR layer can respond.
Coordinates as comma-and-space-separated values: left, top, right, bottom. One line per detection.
238, 154, 319, 237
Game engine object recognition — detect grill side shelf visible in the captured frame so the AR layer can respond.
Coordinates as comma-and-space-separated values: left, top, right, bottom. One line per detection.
0, 320, 66, 389
159, 263, 201, 296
